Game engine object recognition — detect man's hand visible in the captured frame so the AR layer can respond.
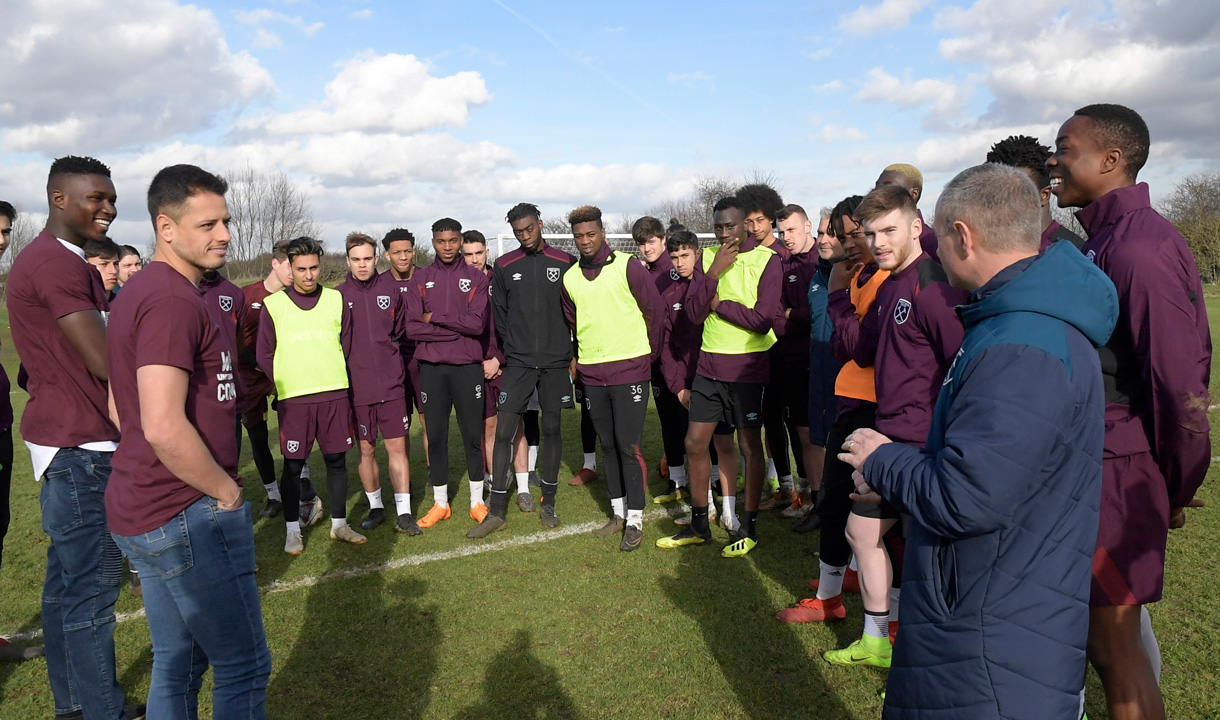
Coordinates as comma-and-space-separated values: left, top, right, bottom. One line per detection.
838, 428, 892, 471
483, 357, 501, 380
421, 312, 432, 324
849, 471, 883, 505
710, 293, 720, 312
1170, 497, 1207, 530
677, 388, 690, 409
828, 260, 862, 293
569, 358, 578, 383
217, 481, 244, 511
784, 308, 792, 319
706, 239, 740, 279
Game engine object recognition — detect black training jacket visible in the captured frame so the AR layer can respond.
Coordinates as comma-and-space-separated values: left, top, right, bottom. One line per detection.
492, 243, 577, 369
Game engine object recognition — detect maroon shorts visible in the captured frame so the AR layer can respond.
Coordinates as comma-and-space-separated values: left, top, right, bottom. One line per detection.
277, 397, 355, 459
405, 358, 423, 414
354, 397, 410, 442
1091, 450, 1170, 607
484, 375, 502, 420
238, 372, 276, 424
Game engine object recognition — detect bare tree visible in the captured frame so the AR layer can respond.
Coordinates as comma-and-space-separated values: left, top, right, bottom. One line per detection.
225, 165, 322, 263
639, 174, 737, 234
1, 208, 44, 274
542, 217, 570, 235
1160, 172, 1220, 282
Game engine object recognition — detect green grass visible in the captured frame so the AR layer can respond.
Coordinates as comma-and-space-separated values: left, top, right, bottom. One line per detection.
1, 302, 1219, 720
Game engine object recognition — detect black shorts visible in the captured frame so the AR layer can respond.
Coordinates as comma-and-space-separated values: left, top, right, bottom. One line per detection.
688, 375, 764, 428
852, 495, 901, 520
780, 360, 811, 428
497, 366, 575, 415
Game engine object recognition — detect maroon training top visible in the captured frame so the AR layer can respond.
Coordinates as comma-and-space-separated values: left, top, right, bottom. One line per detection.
660, 274, 701, 396
478, 267, 505, 365
404, 258, 488, 366
6, 230, 118, 448
560, 243, 664, 387
1078, 183, 1212, 507
685, 236, 783, 384
256, 286, 353, 406
337, 271, 407, 407
918, 210, 939, 261
385, 273, 418, 373
238, 280, 275, 396
105, 262, 239, 536
773, 248, 820, 369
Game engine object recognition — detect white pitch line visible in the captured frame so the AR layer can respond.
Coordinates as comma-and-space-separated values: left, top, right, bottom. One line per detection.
2, 507, 681, 642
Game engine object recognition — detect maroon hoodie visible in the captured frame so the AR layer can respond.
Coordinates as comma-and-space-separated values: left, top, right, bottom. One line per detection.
256, 286, 353, 406
773, 248, 820, 369
1078, 183, 1212, 508
660, 273, 701, 396
561, 242, 665, 386
337, 270, 407, 406
404, 257, 489, 366
684, 236, 783, 384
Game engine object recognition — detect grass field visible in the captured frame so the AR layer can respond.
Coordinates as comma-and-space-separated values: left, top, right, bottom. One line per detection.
0, 302, 1218, 720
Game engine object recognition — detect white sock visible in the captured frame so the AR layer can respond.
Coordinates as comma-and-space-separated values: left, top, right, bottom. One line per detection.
1078, 689, 1086, 720
863, 610, 889, 639
286, 520, 300, 534
331, 518, 348, 530
515, 472, 530, 494
766, 457, 777, 481
299, 463, 311, 480
889, 587, 901, 623
583, 452, 596, 471
469, 480, 485, 508
611, 497, 625, 518
779, 474, 794, 492
816, 561, 846, 600
394, 492, 412, 516
670, 465, 687, 486
1140, 606, 1162, 684
528, 445, 538, 471
264, 482, 282, 502
484, 472, 492, 484
707, 487, 714, 505
721, 495, 735, 522
626, 509, 643, 529
797, 476, 809, 494
365, 491, 383, 510
849, 556, 858, 572
434, 484, 449, 509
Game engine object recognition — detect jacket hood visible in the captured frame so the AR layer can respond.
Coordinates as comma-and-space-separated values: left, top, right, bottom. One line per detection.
957, 240, 1118, 348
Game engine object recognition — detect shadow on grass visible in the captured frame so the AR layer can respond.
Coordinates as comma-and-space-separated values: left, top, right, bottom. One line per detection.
0, 613, 43, 701
452, 629, 581, 720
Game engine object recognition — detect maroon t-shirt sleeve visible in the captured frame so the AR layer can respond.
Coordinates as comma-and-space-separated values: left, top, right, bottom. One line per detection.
715, 253, 781, 333
134, 296, 207, 372
44, 254, 106, 319
625, 258, 665, 363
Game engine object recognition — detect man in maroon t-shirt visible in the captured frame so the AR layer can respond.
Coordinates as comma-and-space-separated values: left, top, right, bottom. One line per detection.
6, 156, 135, 717
107, 163, 270, 718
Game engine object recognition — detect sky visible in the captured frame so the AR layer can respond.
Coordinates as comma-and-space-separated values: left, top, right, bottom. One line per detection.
2, 0, 1218, 252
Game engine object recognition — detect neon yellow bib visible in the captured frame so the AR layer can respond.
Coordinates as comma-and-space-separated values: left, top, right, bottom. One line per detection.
263, 288, 349, 400
699, 246, 777, 354
562, 252, 651, 365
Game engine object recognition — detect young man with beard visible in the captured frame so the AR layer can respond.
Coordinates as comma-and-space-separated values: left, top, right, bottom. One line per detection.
407, 218, 491, 529
562, 206, 664, 551
876, 164, 939, 261
382, 228, 427, 462
986, 135, 1086, 252
107, 163, 271, 719
258, 237, 364, 554
656, 196, 781, 557
1048, 103, 1211, 720
7, 157, 142, 718
239, 239, 321, 522
468, 204, 576, 538
821, 186, 966, 667
338, 232, 418, 535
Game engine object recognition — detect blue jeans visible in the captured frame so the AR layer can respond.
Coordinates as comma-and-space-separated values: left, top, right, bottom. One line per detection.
38, 447, 127, 718
113, 495, 271, 720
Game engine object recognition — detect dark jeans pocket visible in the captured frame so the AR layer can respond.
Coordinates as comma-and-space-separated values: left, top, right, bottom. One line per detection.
40, 467, 84, 535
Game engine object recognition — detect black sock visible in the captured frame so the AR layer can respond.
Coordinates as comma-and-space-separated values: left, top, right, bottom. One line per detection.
743, 510, 758, 539
691, 506, 710, 535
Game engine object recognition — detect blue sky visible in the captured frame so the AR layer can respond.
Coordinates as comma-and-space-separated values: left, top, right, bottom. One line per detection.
3, 0, 1218, 249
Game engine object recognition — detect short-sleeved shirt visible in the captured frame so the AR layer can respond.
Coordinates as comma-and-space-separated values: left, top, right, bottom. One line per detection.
105, 262, 240, 537
6, 230, 118, 451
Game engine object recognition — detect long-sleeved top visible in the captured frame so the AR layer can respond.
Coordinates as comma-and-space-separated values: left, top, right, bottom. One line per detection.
492, 243, 576, 369
685, 236, 783, 384
1078, 182, 1212, 508
404, 257, 489, 366
660, 274, 702, 396
645, 251, 679, 296
336, 271, 407, 406
773, 247, 820, 369
1041, 219, 1085, 253
256, 286, 353, 406
479, 267, 505, 365
918, 210, 939, 261
561, 243, 665, 386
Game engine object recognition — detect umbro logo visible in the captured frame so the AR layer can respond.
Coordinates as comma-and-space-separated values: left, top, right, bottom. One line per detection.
561, 395, 571, 403
788, 274, 797, 283
512, 273, 523, 281
425, 281, 435, 289
250, 302, 262, 309
672, 303, 683, 311
746, 412, 759, 421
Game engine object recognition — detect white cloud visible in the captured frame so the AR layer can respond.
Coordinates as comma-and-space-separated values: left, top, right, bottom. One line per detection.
666, 71, 715, 88
251, 28, 282, 49
234, 8, 324, 36
853, 67, 972, 131
807, 47, 834, 61
840, 0, 932, 35
811, 79, 844, 93
350, 9, 373, 20
811, 123, 868, 142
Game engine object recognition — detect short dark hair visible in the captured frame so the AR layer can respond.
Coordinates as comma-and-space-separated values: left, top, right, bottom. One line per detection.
829, 195, 864, 239
666, 230, 700, 254
286, 236, 323, 262
712, 196, 742, 214
117, 244, 141, 261
83, 237, 120, 261
48, 156, 111, 190
736, 183, 784, 222
568, 205, 603, 227
432, 217, 462, 235
631, 216, 665, 245
272, 238, 291, 260
665, 219, 686, 238
986, 135, 1053, 188
775, 204, 808, 224
0, 201, 15, 223
855, 184, 917, 225
461, 230, 487, 247
506, 203, 541, 225
345, 232, 376, 254
146, 164, 229, 225
381, 228, 415, 250
1074, 103, 1150, 180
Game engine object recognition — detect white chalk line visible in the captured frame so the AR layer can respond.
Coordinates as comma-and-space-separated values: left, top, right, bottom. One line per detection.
2, 507, 682, 643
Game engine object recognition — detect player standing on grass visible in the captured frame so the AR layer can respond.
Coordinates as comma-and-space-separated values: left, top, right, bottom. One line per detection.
468, 203, 575, 538
985, 135, 1086, 252
656, 196, 781, 557
562, 206, 664, 551
258, 236, 365, 555
337, 232, 419, 535
406, 219, 491, 529
1049, 103, 1211, 720
107, 163, 271, 719
382, 228, 427, 465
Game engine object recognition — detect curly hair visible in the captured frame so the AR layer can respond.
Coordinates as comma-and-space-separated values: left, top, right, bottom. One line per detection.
736, 183, 784, 222
568, 205, 603, 227
986, 135, 1053, 187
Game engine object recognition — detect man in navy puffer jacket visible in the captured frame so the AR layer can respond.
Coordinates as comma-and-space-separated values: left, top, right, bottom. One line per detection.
840, 163, 1118, 719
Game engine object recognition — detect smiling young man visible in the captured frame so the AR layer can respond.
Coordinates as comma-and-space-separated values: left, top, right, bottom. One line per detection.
561, 206, 664, 551
406, 218, 491, 529
1048, 103, 1211, 720
382, 228, 427, 463
107, 163, 271, 719
337, 232, 418, 534
258, 237, 364, 555
986, 135, 1085, 252
6, 156, 141, 719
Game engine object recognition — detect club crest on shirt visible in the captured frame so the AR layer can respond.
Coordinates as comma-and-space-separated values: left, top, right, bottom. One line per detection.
459, 278, 472, 293
286, 440, 299, 453
499, 391, 507, 405
377, 295, 391, 310
420, 392, 428, 404
893, 298, 912, 325
219, 295, 233, 313
670, 268, 679, 281
546, 267, 561, 282
360, 424, 368, 437
475, 384, 483, 399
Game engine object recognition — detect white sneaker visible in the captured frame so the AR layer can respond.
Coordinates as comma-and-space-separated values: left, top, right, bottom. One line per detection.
719, 511, 739, 534
330, 524, 368, 545
285, 529, 304, 555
